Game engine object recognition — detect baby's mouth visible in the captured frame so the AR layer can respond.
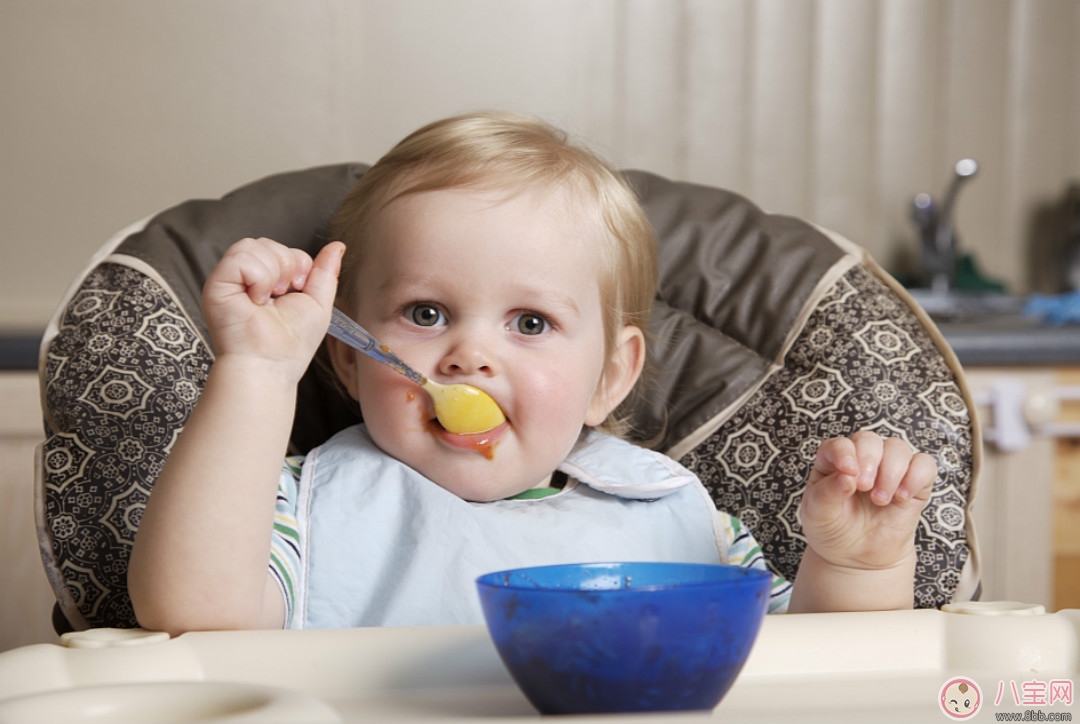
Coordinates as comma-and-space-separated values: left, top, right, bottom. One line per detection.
426, 417, 509, 460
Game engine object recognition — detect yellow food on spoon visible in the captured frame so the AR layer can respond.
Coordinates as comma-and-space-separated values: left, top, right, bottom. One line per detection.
422, 381, 506, 435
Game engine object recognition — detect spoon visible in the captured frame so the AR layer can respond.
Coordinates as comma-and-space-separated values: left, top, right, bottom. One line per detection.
327, 307, 506, 435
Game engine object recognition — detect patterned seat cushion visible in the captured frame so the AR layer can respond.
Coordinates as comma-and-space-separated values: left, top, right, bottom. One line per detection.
40, 263, 211, 628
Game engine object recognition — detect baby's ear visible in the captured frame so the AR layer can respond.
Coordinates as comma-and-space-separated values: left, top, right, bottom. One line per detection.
584, 325, 645, 427
325, 337, 361, 401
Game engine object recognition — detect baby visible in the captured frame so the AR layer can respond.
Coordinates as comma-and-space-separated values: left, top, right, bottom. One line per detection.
128, 112, 937, 633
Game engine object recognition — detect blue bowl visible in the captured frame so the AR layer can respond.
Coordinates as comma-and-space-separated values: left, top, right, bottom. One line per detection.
476, 562, 771, 714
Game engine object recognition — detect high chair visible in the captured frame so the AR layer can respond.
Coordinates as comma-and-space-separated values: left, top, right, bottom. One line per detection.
35, 163, 981, 632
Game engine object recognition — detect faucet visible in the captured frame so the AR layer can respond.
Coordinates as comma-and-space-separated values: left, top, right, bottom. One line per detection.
911, 159, 978, 294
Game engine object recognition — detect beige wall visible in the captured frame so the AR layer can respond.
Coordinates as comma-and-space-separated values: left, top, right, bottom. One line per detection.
2, 0, 1079, 331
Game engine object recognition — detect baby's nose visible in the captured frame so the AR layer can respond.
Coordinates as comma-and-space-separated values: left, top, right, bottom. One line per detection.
437, 334, 495, 377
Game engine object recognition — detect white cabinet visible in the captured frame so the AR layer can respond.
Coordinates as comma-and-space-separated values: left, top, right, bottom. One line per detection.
0, 372, 56, 651
963, 367, 1068, 609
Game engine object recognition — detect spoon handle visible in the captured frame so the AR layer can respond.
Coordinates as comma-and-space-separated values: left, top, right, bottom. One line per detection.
327, 307, 426, 386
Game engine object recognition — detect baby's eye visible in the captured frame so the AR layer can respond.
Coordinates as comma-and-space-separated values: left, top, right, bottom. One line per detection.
514, 313, 548, 336
408, 304, 446, 327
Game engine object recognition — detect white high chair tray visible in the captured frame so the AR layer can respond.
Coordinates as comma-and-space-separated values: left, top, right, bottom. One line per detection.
0, 605, 1076, 723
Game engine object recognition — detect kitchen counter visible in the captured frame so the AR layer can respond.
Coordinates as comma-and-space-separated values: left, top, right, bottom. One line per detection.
0, 334, 40, 370
935, 321, 1080, 366
903, 288, 1080, 366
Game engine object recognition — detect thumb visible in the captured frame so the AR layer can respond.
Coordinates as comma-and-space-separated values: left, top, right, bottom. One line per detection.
302, 241, 345, 309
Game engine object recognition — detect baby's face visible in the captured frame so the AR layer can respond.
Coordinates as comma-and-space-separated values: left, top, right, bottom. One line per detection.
335, 184, 621, 501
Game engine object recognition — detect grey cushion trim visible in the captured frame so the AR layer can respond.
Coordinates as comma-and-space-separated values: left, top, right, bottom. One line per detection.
625, 171, 847, 451
626, 171, 845, 359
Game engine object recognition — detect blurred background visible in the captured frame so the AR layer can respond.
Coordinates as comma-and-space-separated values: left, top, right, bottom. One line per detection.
1, 0, 1078, 650
2, 0, 1079, 332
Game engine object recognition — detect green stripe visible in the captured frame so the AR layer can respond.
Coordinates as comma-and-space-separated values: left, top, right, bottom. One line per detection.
273, 520, 300, 543
507, 487, 560, 500
269, 550, 295, 602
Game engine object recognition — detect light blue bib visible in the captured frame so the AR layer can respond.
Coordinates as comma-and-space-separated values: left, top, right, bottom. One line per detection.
293, 426, 727, 628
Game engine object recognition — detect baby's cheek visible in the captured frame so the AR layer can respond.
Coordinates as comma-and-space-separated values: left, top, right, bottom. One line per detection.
516, 371, 592, 420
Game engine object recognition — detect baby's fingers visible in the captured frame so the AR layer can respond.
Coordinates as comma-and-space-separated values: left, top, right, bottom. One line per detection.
805, 437, 860, 513
271, 246, 316, 298
898, 452, 937, 507
860, 437, 939, 507
849, 430, 887, 494
811, 436, 858, 483
219, 238, 312, 305
256, 241, 314, 302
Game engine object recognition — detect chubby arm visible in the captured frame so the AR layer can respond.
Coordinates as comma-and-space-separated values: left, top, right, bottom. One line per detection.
128, 238, 344, 634
788, 431, 937, 613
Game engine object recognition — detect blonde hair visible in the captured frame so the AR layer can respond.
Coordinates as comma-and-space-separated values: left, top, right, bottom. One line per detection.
328, 111, 657, 433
